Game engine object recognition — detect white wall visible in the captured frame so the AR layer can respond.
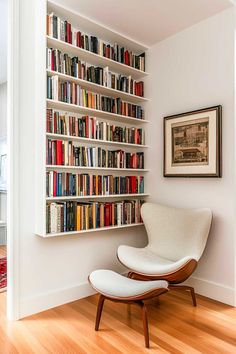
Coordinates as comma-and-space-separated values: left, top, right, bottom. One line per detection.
12, 1, 236, 319
146, 8, 236, 305
0, 83, 7, 244
14, 0, 147, 319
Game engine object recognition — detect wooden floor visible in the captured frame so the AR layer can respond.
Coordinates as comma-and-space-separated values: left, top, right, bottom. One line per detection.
0, 290, 235, 353
0, 245, 6, 259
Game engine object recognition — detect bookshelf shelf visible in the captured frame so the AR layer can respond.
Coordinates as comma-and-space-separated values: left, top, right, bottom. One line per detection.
46, 69, 149, 104
47, 36, 148, 80
46, 165, 149, 173
47, 99, 149, 125
37, 222, 144, 238
35, 1, 150, 237
46, 193, 150, 201
46, 133, 149, 149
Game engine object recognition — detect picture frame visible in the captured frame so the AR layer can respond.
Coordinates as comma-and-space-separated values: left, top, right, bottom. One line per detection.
163, 105, 222, 177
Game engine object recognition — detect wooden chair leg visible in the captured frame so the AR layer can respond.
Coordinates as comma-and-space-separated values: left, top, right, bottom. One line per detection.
169, 285, 197, 307
137, 301, 149, 348
95, 295, 105, 331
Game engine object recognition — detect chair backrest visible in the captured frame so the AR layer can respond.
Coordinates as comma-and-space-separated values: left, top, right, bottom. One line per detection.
141, 203, 212, 262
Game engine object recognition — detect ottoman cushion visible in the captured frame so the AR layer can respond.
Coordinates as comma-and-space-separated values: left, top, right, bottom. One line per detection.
89, 269, 168, 298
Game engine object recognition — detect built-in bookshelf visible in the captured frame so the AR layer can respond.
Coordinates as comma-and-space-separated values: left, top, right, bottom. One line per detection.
36, 0, 149, 237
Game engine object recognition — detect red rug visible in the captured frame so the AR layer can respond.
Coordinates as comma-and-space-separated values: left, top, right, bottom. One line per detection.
0, 257, 7, 290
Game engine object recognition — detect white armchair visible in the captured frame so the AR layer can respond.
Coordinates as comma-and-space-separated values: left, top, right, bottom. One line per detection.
117, 202, 212, 306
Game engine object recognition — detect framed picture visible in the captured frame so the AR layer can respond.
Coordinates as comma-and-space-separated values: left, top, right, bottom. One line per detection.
164, 106, 222, 177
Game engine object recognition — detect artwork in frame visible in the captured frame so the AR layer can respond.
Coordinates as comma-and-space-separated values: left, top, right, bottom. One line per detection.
164, 106, 222, 177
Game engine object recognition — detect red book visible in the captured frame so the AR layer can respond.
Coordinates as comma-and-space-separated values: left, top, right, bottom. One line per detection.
125, 50, 130, 66
56, 140, 63, 165
66, 23, 70, 43
77, 31, 81, 47
53, 171, 57, 197
104, 203, 110, 226
131, 176, 136, 193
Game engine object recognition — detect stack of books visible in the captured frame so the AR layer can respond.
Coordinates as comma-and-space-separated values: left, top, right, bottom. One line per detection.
46, 172, 145, 197
47, 109, 145, 145
46, 199, 144, 233
47, 140, 145, 169
47, 13, 145, 71
47, 75, 143, 119
46, 48, 144, 97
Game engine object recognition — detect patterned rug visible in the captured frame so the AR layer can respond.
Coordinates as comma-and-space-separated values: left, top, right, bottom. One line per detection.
0, 257, 7, 291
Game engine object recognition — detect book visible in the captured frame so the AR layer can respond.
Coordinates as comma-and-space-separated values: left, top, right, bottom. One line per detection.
46, 199, 144, 233
47, 75, 144, 119
46, 172, 144, 197
47, 139, 145, 169
46, 13, 146, 72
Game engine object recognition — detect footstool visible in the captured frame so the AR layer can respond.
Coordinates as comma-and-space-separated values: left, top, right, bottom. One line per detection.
88, 270, 168, 348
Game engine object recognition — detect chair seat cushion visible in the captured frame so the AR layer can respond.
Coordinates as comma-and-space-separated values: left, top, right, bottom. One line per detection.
117, 245, 193, 275
89, 270, 168, 298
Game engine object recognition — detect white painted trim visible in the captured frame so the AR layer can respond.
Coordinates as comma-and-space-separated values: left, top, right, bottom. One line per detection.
7, 0, 20, 321
185, 276, 235, 306
20, 282, 96, 319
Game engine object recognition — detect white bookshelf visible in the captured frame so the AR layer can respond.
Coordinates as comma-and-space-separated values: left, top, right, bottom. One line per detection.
46, 165, 149, 173
46, 193, 150, 201
36, 1, 150, 237
47, 99, 149, 125
47, 36, 148, 80
46, 133, 149, 149
46, 69, 149, 104
37, 223, 145, 238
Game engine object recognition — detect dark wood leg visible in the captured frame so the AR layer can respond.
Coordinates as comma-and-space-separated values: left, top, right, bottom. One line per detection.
137, 301, 149, 348
95, 295, 105, 331
169, 285, 197, 307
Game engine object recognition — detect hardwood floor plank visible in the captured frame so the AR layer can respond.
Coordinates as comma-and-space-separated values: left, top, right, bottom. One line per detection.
0, 289, 235, 353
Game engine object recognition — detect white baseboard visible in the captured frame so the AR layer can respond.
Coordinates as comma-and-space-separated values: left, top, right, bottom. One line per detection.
184, 276, 235, 306
19, 281, 96, 319
19, 275, 235, 319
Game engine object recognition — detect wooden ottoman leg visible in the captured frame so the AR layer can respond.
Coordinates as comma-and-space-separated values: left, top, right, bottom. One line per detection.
95, 295, 105, 331
137, 301, 149, 348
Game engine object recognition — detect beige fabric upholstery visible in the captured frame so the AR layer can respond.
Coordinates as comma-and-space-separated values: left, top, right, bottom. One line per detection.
117, 203, 212, 275
118, 246, 193, 275
89, 270, 168, 298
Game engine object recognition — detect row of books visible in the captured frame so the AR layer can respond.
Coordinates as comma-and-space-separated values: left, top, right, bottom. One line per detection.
46, 109, 145, 145
47, 140, 145, 169
46, 48, 144, 97
47, 13, 145, 71
46, 172, 145, 197
46, 200, 143, 233
47, 76, 144, 119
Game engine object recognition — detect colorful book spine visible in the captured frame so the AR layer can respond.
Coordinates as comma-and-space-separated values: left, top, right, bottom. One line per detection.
46, 200, 144, 233
46, 48, 144, 97
46, 13, 145, 72
46, 109, 145, 145
46, 139, 145, 169
47, 75, 144, 119
46, 172, 144, 197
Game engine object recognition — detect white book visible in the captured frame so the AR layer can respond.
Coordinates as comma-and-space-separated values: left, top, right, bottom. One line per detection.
49, 13, 53, 38
60, 20, 65, 41
72, 27, 77, 46
49, 171, 54, 197
103, 66, 109, 87
64, 141, 68, 166
50, 203, 57, 233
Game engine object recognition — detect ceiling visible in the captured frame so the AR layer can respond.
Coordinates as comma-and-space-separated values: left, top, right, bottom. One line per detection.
55, 0, 233, 47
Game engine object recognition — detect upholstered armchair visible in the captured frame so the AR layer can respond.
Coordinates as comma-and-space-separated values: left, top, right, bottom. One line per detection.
117, 203, 212, 306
